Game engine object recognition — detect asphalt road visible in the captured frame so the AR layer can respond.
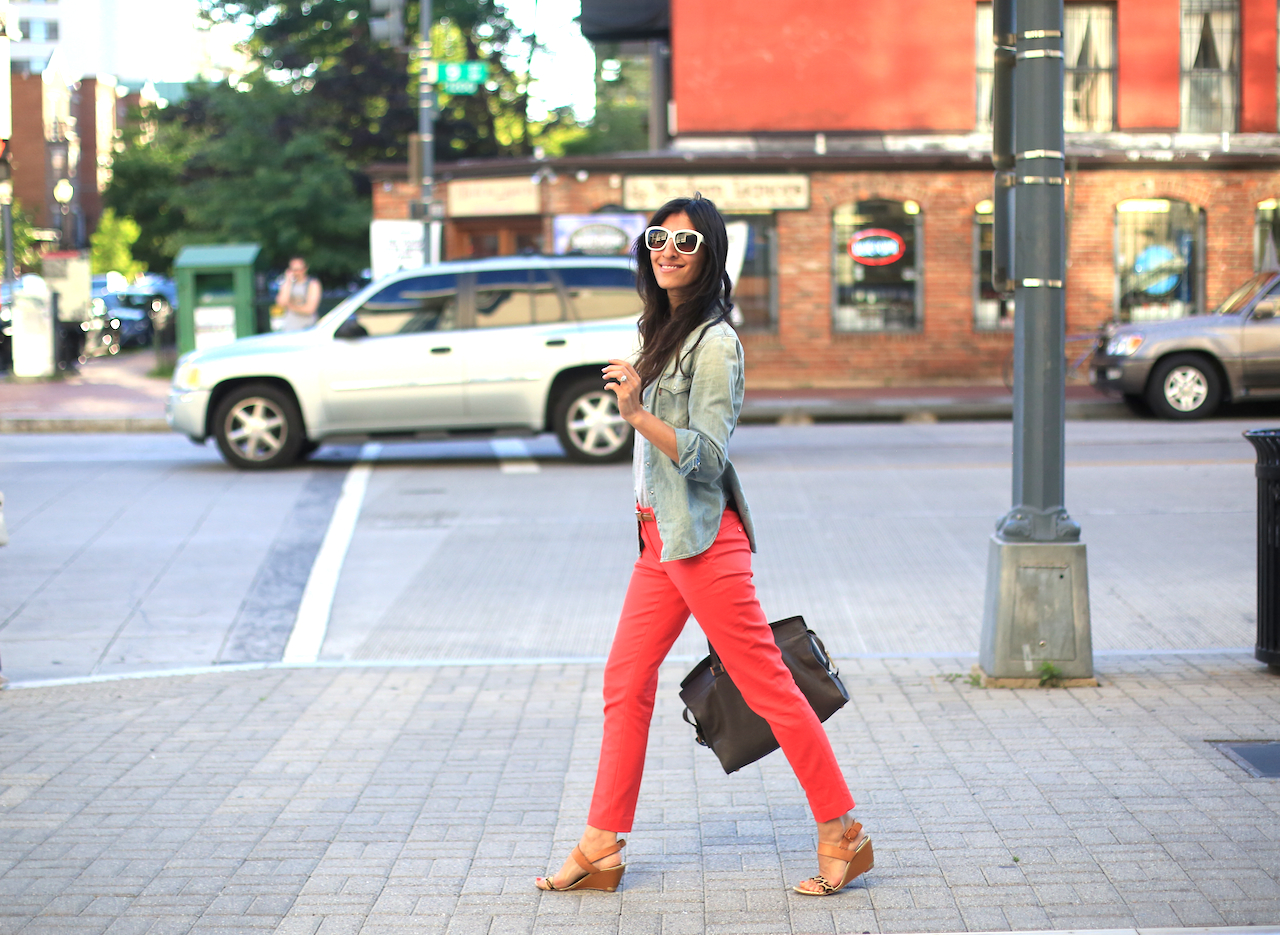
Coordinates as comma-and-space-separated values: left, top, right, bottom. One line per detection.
0, 418, 1265, 684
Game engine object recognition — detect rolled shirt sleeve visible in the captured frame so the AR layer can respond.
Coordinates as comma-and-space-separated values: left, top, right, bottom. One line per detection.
672, 331, 743, 484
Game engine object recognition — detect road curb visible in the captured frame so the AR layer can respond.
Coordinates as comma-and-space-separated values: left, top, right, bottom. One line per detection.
739, 397, 1134, 424
0, 415, 170, 433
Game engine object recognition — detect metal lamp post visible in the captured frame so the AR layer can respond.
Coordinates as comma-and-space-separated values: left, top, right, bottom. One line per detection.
0, 178, 13, 284
979, 0, 1095, 687
53, 178, 73, 249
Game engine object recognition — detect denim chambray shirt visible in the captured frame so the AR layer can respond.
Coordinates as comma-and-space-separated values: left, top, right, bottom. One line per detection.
638, 320, 757, 562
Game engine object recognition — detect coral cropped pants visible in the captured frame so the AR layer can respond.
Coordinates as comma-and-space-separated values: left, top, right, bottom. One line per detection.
587, 507, 855, 832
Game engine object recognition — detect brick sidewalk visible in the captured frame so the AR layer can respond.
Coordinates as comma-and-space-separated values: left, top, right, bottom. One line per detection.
2, 652, 1278, 935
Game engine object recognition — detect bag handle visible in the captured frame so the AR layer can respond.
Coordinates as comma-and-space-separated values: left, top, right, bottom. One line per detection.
682, 707, 710, 747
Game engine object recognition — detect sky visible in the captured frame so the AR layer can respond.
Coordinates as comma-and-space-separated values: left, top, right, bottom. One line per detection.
492, 0, 598, 122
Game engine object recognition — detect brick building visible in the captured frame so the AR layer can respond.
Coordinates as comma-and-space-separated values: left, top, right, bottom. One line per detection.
372, 0, 1280, 387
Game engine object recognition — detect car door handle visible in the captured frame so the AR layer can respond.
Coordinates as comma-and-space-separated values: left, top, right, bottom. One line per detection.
545, 338, 566, 347
431, 346, 452, 354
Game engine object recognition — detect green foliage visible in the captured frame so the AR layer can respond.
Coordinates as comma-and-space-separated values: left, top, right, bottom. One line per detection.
90, 209, 147, 279
5, 200, 41, 275
560, 101, 648, 156
197, 0, 581, 164
1037, 661, 1064, 687
103, 116, 196, 274
106, 83, 370, 282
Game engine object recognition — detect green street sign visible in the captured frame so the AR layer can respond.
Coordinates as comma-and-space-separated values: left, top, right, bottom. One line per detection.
441, 61, 487, 82
442, 81, 480, 94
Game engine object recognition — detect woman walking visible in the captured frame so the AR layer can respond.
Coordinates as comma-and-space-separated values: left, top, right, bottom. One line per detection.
535, 195, 872, 897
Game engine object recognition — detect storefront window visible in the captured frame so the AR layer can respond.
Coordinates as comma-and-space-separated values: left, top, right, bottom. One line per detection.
726, 215, 777, 332
833, 200, 922, 333
1116, 198, 1205, 322
1256, 199, 1280, 270
974, 201, 1014, 330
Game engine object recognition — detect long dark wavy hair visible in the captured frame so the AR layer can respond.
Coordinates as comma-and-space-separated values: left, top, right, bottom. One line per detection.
632, 195, 733, 388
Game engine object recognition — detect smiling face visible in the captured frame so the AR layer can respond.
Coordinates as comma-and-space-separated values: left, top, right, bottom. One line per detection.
649, 210, 705, 304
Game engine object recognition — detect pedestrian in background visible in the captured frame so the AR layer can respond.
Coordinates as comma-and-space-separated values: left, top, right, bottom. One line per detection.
275, 256, 321, 331
535, 194, 872, 897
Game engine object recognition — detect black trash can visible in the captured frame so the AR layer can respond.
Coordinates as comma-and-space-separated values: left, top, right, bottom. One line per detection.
1244, 429, 1280, 667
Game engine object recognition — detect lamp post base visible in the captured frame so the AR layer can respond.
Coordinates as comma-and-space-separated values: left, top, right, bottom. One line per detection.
980, 535, 1094, 682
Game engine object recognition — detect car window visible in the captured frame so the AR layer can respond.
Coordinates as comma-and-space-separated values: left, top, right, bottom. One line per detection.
354, 274, 458, 336
560, 266, 639, 321
1213, 274, 1276, 316
474, 269, 567, 328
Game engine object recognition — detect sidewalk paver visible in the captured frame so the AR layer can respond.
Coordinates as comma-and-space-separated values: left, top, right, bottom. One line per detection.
2, 652, 1278, 934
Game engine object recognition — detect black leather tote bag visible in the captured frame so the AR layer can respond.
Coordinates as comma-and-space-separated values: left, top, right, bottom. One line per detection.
678, 615, 848, 774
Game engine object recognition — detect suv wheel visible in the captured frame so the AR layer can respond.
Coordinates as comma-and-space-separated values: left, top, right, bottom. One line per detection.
554, 376, 634, 463
1146, 354, 1222, 420
213, 383, 305, 469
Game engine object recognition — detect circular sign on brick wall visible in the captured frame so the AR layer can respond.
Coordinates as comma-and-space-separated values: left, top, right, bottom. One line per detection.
849, 229, 906, 266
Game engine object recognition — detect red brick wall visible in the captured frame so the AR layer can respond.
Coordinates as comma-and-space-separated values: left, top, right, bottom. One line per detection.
373, 165, 1280, 388
742, 166, 1280, 388
10, 74, 50, 228
1241, 0, 1279, 133
1117, 0, 1181, 130
671, 0, 975, 133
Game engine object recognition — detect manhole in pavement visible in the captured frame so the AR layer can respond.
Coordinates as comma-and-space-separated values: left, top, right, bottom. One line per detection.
1212, 741, 1280, 778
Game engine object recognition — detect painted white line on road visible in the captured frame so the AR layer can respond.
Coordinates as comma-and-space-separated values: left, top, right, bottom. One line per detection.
281, 442, 381, 664
490, 438, 540, 473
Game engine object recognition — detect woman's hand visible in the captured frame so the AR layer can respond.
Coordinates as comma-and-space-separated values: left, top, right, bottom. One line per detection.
604, 359, 680, 463
603, 359, 642, 422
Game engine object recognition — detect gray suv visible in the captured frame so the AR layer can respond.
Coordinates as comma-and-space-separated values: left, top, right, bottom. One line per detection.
1092, 271, 1280, 419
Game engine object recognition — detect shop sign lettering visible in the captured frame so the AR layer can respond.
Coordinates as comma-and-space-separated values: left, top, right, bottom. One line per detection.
623, 175, 810, 212
849, 229, 905, 266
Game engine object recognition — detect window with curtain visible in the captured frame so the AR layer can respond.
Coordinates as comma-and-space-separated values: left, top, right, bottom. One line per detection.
976, 2, 995, 131
1116, 199, 1205, 322
832, 200, 923, 333
1180, 0, 1239, 132
976, 3, 1114, 133
1064, 4, 1115, 132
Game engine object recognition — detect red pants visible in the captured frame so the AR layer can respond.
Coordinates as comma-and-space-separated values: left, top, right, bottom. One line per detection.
587, 507, 855, 832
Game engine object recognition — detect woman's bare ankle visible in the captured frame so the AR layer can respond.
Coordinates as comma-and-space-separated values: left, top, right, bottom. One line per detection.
580, 825, 619, 851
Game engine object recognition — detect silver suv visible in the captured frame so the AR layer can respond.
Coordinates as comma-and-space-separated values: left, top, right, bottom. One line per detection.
166, 256, 641, 468
1092, 270, 1280, 419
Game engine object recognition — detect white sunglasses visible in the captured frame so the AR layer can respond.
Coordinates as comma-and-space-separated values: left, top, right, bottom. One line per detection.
644, 226, 705, 254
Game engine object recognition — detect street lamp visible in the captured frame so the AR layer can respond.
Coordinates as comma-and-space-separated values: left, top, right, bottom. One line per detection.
53, 178, 73, 249
0, 179, 13, 284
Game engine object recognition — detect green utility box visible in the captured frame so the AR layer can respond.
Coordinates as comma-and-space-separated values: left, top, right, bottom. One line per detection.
174, 244, 263, 355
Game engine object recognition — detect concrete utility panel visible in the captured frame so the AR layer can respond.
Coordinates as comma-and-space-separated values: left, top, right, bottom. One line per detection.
980, 538, 1094, 681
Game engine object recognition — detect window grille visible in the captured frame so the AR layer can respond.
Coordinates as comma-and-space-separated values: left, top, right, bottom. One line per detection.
1064, 5, 1115, 132
1115, 199, 1206, 322
976, 3, 1115, 133
1180, 0, 1239, 132
976, 3, 995, 131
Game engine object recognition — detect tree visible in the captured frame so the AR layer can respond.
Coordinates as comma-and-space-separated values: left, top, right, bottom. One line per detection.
6, 200, 41, 275
196, 0, 583, 163
89, 209, 147, 279
106, 82, 371, 282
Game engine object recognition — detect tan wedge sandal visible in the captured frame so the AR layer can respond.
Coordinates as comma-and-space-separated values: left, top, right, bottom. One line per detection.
793, 821, 873, 896
534, 839, 627, 892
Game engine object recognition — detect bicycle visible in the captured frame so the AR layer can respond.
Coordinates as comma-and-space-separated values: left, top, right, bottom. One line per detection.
1001, 330, 1102, 391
